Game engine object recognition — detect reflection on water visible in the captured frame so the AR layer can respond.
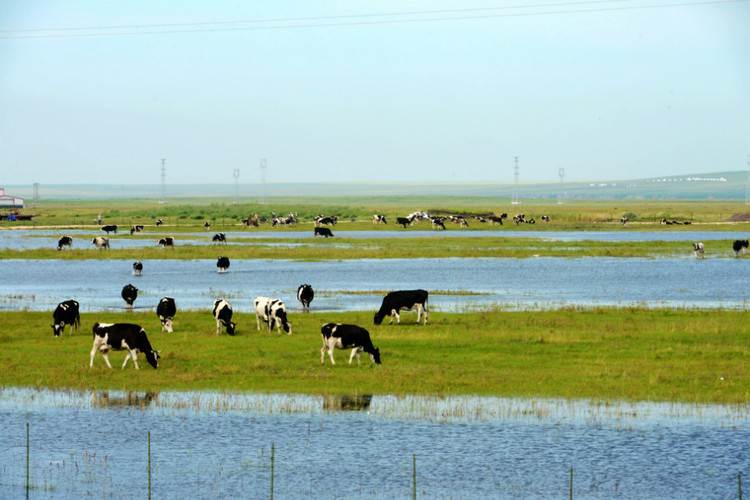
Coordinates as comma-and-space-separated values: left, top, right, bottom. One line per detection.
323, 394, 372, 412
91, 390, 158, 409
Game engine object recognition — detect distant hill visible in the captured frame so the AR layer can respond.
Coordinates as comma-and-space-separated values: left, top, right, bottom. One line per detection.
4, 171, 748, 200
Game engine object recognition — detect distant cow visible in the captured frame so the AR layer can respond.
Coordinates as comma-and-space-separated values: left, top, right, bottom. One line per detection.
130, 225, 144, 235
254, 297, 292, 335
321, 323, 381, 365
372, 215, 387, 224
158, 237, 174, 247
57, 236, 73, 251
90, 323, 160, 369
156, 297, 177, 333
432, 217, 446, 230
212, 299, 236, 335
541, 215, 550, 222
204, 221, 211, 231
51, 299, 81, 337
91, 236, 109, 249
297, 284, 314, 312
121, 284, 138, 308
374, 289, 429, 325
693, 242, 704, 258
733, 240, 748, 256
101, 225, 118, 235
314, 227, 334, 238
396, 217, 413, 228
132, 261, 143, 276
212, 233, 226, 244
620, 217, 628, 226
315, 216, 337, 226
217, 256, 230, 272
155, 219, 164, 227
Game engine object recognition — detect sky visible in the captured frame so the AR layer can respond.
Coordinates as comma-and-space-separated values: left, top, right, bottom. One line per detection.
1, 0, 748, 186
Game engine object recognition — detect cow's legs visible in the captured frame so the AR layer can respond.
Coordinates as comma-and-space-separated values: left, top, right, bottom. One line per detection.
328, 345, 337, 365
122, 350, 139, 369
89, 346, 98, 367
320, 345, 327, 365
256, 315, 262, 330
100, 350, 113, 369
216, 319, 221, 335
390, 309, 400, 325
349, 347, 362, 365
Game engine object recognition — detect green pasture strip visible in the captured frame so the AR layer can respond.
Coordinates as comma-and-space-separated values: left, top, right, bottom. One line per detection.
1, 308, 748, 404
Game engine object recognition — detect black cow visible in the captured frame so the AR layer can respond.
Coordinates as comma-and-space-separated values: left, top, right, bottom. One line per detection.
212, 299, 236, 335
101, 225, 118, 235
90, 323, 160, 369
254, 297, 292, 334
51, 299, 81, 337
156, 296, 176, 333
132, 261, 143, 276
130, 225, 144, 235
314, 227, 334, 238
212, 233, 227, 244
57, 236, 73, 251
396, 217, 412, 228
297, 284, 314, 312
217, 256, 230, 273
158, 237, 174, 247
321, 323, 381, 365
121, 284, 138, 308
374, 289, 429, 325
733, 240, 748, 256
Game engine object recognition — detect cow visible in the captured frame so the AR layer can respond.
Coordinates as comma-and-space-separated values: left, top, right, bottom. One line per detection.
217, 256, 230, 273
51, 299, 81, 337
297, 284, 314, 312
155, 219, 164, 227
620, 217, 628, 226
320, 323, 381, 366
374, 289, 429, 325
693, 242, 704, 258
156, 296, 176, 333
132, 260, 143, 276
315, 215, 337, 226
158, 237, 174, 247
91, 236, 110, 249
488, 216, 504, 225
90, 323, 160, 369
314, 227, 334, 238
130, 225, 144, 235
242, 218, 259, 227
254, 297, 292, 335
101, 225, 118, 235
204, 221, 211, 231
431, 217, 446, 230
372, 215, 387, 224
121, 284, 138, 308
212, 233, 227, 244
396, 217, 413, 228
57, 236, 73, 251
212, 299, 236, 335
540, 215, 550, 222
733, 240, 748, 256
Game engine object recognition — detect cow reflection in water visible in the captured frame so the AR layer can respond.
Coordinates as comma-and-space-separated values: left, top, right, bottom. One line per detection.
323, 394, 372, 412
92, 391, 158, 409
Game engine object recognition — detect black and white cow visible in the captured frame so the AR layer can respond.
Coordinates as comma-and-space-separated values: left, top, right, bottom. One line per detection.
158, 237, 174, 247
121, 284, 138, 308
101, 225, 118, 235
620, 217, 628, 226
91, 236, 110, 249
297, 284, 314, 312
320, 323, 381, 365
693, 242, 705, 258
130, 225, 144, 235
733, 239, 748, 256
372, 214, 387, 224
156, 296, 176, 333
155, 219, 164, 227
51, 299, 81, 337
540, 215, 550, 222
315, 216, 337, 226
374, 289, 429, 325
254, 297, 292, 334
217, 256, 230, 272
212, 233, 227, 244
204, 221, 211, 231
57, 236, 73, 251
396, 216, 413, 228
132, 260, 143, 276
90, 323, 160, 369
212, 299, 236, 335
314, 227, 334, 238
431, 217, 446, 230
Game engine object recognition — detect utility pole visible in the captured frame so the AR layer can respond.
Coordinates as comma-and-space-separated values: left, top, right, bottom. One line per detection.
32, 182, 39, 209
558, 167, 565, 205
745, 154, 750, 205
233, 169, 240, 204
511, 156, 521, 205
159, 159, 167, 204
259, 158, 267, 205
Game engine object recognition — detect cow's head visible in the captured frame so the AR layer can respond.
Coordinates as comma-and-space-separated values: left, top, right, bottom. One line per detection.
282, 320, 292, 335
370, 348, 381, 365
225, 321, 236, 336
145, 350, 161, 369
373, 313, 385, 325
51, 323, 64, 337
162, 317, 174, 333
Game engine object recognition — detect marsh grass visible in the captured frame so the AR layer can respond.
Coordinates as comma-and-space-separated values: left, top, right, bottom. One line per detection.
1, 308, 747, 404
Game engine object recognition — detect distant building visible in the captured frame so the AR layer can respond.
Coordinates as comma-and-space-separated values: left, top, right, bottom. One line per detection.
0, 188, 25, 209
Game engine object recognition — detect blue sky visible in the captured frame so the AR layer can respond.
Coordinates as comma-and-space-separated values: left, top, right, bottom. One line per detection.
1, 0, 748, 185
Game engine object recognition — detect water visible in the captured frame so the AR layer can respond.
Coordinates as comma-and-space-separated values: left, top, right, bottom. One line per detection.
1, 257, 748, 313
1, 388, 748, 499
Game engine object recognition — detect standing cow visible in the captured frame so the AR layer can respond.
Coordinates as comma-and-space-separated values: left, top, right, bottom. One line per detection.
91, 236, 110, 249
320, 323, 381, 365
212, 299, 236, 335
122, 284, 138, 308
314, 227, 334, 238
132, 261, 143, 276
57, 236, 73, 251
374, 289, 429, 325
254, 297, 292, 334
297, 284, 314, 312
217, 256, 230, 273
51, 299, 81, 337
90, 323, 160, 369
733, 240, 748, 256
156, 296, 177, 333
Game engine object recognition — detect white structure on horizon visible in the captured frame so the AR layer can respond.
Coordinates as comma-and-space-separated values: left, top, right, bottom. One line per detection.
0, 188, 25, 208
511, 156, 521, 205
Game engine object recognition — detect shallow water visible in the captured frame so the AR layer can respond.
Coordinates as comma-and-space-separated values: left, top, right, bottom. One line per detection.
1, 388, 748, 499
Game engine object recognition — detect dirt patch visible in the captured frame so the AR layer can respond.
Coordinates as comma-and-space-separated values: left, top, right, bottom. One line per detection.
727, 212, 750, 222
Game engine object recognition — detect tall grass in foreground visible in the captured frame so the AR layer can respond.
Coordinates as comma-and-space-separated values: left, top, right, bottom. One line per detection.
1, 308, 748, 404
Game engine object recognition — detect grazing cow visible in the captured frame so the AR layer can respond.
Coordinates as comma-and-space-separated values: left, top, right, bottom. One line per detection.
121, 284, 138, 308
91, 236, 110, 249
156, 296, 176, 333
101, 225, 118, 235
297, 284, 314, 312
488, 216, 504, 225
90, 323, 160, 369
372, 214, 387, 224
693, 242, 705, 258
374, 289, 429, 325
132, 260, 143, 276
51, 299, 81, 337
314, 227, 334, 238
217, 256, 230, 272
204, 221, 211, 230
320, 323, 381, 365
57, 236, 73, 251
432, 217, 446, 230
212, 299, 236, 335
155, 219, 164, 227
212, 233, 227, 244
733, 240, 748, 256
158, 237, 174, 247
315, 216, 337, 226
254, 297, 292, 335
396, 217, 413, 228
130, 225, 144, 235
620, 217, 628, 226
540, 215, 550, 222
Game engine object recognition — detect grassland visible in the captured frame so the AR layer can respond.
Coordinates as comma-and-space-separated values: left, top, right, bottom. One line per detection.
1, 309, 748, 404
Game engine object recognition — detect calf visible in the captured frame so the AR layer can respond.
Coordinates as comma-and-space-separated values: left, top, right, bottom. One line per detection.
254, 297, 292, 334
158, 237, 174, 247
132, 260, 143, 276
321, 323, 381, 365
733, 240, 748, 256
101, 225, 118, 235
297, 284, 314, 312
374, 289, 429, 325
314, 227, 334, 238
212, 232, 227, 244
57, 236, 73, 251
217, 256, 230, 272
212, 299, 236, 335
91, 236, 110, 249
372, 214, 387, 224
156, 296, 176, 333
693, 242, 704, 258
51, 299, 81, 337
130, 225, 144, 235
121, 284, 138, 308
90, 323, 160, 369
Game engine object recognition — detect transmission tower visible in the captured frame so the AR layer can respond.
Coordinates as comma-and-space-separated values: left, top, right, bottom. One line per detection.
233, 169, 240, 204
511, 156, 521, 205
745, 155, 750, 205
33, 182, 39, 209
259, 158, 267, 205
558, 167, 565, 205
159, 159, 167, 204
